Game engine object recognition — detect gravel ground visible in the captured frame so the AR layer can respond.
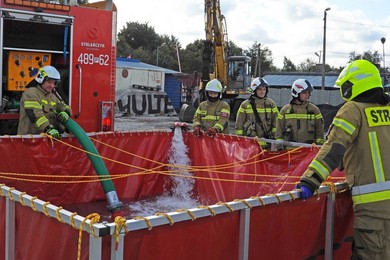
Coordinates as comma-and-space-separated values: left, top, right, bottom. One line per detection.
115, 114, 236, 133
115, 114, 184, 132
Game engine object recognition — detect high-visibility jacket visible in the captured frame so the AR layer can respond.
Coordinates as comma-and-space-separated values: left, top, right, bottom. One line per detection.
235, 96, 278, 138
193, 99, 230, 133
275, 100, 324, 144
18, 85, 70, 135
301, 100, 390, 219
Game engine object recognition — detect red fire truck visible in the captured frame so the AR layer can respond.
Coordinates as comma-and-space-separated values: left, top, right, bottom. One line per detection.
0, 0, 116, 134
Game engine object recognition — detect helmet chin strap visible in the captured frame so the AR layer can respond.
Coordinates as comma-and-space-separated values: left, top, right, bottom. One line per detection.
206, 92, 219, 102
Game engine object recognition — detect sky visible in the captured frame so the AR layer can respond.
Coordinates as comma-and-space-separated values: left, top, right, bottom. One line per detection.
107, 0, 390, 69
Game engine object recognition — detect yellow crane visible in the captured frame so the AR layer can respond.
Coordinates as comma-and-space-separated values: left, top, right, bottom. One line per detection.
200, 0, 252, 117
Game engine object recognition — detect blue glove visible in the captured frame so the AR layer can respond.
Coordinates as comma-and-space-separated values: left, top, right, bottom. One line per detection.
56, 111, 70, 124
299, 185, 314, 200
46, 127, 61, 139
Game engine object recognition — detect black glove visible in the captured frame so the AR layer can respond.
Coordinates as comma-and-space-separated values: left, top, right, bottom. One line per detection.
193, 125, 202, 137
46, 127, 61, 139
56, 111, 70, 124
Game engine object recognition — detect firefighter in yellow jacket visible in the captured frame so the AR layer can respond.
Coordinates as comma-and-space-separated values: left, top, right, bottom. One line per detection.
275, 78, 324, 145
17, 65, 71, 139
235, 77, 278, 138
296, 59, 390, 259
192, 79, 230, 137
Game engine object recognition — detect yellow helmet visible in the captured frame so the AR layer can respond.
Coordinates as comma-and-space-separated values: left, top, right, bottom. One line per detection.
335, 59, 383, 101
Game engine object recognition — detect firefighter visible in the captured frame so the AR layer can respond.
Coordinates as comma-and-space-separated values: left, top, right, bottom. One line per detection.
235, 77, 278, 140
192, 79, 230, 137
296, 59, 390, 259
17, 65, 72, 139
275, 78, 324, 146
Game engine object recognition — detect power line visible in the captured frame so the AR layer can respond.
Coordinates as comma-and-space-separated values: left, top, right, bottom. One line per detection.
329, 18, 390, 29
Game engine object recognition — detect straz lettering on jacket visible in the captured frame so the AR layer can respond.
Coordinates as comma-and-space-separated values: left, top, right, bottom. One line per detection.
365, 106, 390, 127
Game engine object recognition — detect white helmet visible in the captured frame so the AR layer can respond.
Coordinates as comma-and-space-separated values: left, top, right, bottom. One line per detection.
291, 78, 313, 97
35, 65, 61, 84
250, 77, 269, 92
205, 79, 223, 93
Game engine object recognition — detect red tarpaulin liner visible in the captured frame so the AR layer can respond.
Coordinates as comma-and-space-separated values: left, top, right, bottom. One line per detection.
0, 132, 352, 259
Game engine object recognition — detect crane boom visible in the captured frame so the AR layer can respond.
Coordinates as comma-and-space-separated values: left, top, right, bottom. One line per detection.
203, 0, 228, 87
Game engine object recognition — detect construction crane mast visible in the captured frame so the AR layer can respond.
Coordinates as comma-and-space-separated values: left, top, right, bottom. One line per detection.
180, 0, 252, 121
202, 0, 229, 88
201, 0, 252, 115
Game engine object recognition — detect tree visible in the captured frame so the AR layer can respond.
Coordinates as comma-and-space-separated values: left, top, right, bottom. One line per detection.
282, 57, 296, 72
244, 42, 274, 76
297, 58, 317, 72
117, 22, 182, 70
180, 39, 204, 74
228, 41, 244, 56
348, 50, 381, 68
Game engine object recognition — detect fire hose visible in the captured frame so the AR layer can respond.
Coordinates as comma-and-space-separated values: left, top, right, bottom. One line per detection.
63, 118, 124, 218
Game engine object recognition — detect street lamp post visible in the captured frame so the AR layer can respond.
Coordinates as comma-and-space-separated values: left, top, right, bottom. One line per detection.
175, 41, 182, 72
315, 51, 321, 64
381, 37, 386, 84
322, 7, 331, 90
156, 43, 166, 66
156, 45, 162, 66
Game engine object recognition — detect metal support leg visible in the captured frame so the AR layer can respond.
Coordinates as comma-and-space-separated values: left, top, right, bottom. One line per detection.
89, 235, 102, 260
110, 234, 124, 260
324, 192, 335, 260
239, 208, 250, 260
5, 198, 15, 260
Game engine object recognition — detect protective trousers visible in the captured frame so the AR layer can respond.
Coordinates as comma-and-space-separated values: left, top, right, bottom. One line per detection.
351, 216, 390, 259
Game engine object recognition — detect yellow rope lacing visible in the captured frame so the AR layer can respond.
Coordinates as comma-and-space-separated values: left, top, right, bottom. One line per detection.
0, 135, 345, 186
155, 212, 174, 225
77, 213, 100, 260
216, 201, 234, 213
176, 209, 196, 220
322, 182, 338, 193
114, 216, 128, 251
197, 205, 216, 216
132, 216, 153, 230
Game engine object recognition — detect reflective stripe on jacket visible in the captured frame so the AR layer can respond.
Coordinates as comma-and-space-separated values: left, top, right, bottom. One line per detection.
302, 101, 390, 218
193, 99, 230, 133
235, 96, 278, 137
17, 85, 69, 135
275, 100, 324, 144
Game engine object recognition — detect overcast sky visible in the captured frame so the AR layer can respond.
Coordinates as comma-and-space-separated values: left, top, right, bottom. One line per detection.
109, 0, 390, 69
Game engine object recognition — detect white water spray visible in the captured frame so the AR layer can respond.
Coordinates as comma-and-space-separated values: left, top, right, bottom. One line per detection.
168, 127, 195, 200
127, 127, 199, 217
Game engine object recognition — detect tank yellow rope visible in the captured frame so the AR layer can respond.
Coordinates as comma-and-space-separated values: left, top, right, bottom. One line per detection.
114, 216, 128, 250
132, 216, 153, 230
77, 213, 100, 260
155, 212, 174, 225
176, 209, 196, 220
216, 201, 234, 212
197, 205, 216, 216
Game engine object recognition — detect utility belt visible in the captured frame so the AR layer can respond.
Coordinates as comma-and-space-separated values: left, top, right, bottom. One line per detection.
243, 121, 273, 138
352, 180, 390, 205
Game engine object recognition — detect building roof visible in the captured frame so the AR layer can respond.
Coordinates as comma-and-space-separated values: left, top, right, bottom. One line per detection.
263, 72, 339, 89
116, 57, 179, 74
